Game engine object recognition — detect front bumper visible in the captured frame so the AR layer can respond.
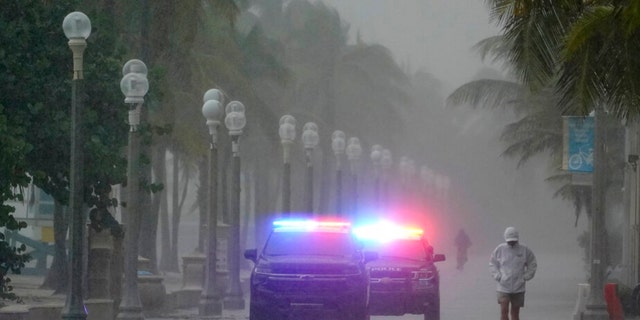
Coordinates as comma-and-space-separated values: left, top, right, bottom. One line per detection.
368, 279, 438, 315
250, 274, 368, 318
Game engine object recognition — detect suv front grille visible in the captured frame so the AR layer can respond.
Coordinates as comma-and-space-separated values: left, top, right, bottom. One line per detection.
272, 264, 359, 275
370, 269, 412, 278
256, 273, 365, 300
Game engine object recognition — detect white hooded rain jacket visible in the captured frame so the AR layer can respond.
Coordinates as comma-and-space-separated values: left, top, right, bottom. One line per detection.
489, 227, 537, 293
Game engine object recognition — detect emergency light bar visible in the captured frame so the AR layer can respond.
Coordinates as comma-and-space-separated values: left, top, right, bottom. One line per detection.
353, 221, 423, 242
273, 219, 351, 232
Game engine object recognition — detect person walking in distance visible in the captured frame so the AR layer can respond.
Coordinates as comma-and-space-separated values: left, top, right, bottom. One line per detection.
454, 228, 472, 270
489, 227, 537, 320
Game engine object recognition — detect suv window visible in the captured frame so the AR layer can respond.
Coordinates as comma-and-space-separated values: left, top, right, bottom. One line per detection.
366, 239, 428, 261
264, 231, 356, 256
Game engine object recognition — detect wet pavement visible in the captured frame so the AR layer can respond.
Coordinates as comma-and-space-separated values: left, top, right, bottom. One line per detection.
1, 252, 595, 319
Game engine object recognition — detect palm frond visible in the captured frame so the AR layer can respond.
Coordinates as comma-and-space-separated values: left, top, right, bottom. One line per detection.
446, 79, 522, 109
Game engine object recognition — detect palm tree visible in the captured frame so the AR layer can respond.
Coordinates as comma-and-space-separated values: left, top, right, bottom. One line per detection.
558, 2, 640, 119
451, 1, 630, 275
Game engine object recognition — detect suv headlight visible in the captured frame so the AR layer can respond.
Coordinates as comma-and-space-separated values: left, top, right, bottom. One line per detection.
255, 263, 272, 275
412, 269, 435, 288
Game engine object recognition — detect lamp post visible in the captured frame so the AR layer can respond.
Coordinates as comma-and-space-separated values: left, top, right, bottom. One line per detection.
370, 144, 383, 208
331, 130, 346, 215
583, 106, 609, 320
381, 149, 392, 209
223, 101, 246, 310
117, 59, 149, 320
199, 89, 224, 316
302, 122, 319, 214
346, 137, 362, 218
62, 11, 91, 320
279, 115, 296, 217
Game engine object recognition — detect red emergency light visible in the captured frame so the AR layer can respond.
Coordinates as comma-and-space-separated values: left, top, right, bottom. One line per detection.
353, 221, 424, 242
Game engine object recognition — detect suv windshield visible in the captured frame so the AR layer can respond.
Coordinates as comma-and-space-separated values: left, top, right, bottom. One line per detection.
366, 239, 427, 260
264, 231, 355, 256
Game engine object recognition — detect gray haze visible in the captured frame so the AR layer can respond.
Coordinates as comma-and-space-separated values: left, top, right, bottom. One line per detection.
320, 0, 501, 88
320, 0, 587, 260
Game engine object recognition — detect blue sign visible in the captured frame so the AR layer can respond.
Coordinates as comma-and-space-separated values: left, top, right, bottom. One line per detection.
563, 117, 594, 172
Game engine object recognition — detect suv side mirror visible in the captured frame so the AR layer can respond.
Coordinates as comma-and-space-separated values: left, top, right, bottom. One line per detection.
244, 249, 257, 263
433, 253, 446, 263
363, 251, 378, 264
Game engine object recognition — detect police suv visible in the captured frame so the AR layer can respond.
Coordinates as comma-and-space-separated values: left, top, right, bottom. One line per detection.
244, 219, 378, 320
354, 222, 445, 320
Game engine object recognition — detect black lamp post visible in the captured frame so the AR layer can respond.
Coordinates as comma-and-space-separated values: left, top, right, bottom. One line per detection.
117, 59, 149, 320
223, 101, 246, 310
279, 115, 296, 217
199, 89, 224, 316
302, 122, 319, 214
331, 130, 346, 215
381, 149, 392, 208
62, 11, 91, 320
346, 137, 362, 218
370, 144, 383, 208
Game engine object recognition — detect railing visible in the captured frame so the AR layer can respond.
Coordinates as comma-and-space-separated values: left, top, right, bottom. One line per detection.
4, 230, 55, 275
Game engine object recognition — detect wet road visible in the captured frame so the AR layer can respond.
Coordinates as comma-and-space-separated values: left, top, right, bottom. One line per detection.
373, 252, 581, 320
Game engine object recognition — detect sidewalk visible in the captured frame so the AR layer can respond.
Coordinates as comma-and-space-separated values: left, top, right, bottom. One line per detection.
1, 272, 250, 320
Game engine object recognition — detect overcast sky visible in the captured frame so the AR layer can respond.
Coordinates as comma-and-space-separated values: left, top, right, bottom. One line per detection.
319, 0, 501, 89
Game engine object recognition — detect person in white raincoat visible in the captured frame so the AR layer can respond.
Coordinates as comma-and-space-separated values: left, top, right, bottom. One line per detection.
489, 226, 537, 320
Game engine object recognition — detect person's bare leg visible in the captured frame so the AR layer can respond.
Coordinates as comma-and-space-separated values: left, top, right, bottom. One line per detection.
499, 299, 510, 320
510, 305, 520, 320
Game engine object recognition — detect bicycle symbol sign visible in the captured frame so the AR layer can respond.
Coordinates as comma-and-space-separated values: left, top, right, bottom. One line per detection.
564, 117, 594, 173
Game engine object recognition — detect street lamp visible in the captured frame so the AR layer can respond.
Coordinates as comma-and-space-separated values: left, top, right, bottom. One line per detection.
279, 115, 296, 217
302, 122, 320, 214
381, 149, 392, 208
370, 144, 383, 208
62, 11, 91, 320
117, 59, 149, 320
223, 101, 246, 310
331, 130, 346, 215
346, 137, 362, 218
583, 106, 609, 320
199, 89, 224, 316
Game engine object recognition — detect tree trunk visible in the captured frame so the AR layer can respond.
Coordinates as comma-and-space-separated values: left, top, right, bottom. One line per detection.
158, 147, 172, 271
168, 152, 181, 272
169, 153, 190, 271
139, 143, 165, 274
41, 200, 69, 292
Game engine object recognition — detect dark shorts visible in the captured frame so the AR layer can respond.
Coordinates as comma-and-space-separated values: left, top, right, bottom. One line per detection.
497, 291, 525, 308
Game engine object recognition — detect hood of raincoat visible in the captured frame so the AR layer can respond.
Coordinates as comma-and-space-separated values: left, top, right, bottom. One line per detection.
504, 227, 519, 242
